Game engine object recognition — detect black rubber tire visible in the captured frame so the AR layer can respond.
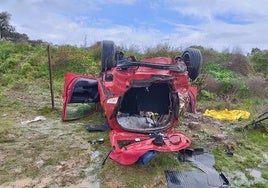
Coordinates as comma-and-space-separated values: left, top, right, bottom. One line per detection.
101, 40, 115, 72
182, 48, 202, 81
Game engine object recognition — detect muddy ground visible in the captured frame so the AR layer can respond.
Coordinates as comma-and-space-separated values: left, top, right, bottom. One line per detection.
0, 117, 101, 187
0, 82, 267, 187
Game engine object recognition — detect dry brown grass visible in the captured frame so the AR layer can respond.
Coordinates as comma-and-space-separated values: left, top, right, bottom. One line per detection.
246, 76, 268, 98
227, 54, 251, 75
204, 75, 222, 93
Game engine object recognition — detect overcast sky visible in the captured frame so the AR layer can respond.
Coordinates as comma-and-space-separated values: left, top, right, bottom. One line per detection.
1, 0, 268, 53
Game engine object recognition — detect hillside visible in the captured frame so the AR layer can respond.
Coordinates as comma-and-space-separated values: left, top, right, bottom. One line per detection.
0, 40, 267, 187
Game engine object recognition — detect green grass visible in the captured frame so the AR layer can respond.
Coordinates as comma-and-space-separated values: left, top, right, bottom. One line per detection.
100, 152, 193, 187
211, 130, 268, 186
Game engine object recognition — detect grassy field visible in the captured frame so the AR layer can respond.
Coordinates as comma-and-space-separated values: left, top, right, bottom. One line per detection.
0, 40, 267, 187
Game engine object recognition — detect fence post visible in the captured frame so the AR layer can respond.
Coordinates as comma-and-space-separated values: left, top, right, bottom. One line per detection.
47, 45, 55, 110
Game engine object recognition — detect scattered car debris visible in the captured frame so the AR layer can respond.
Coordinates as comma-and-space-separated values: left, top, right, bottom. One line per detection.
86, 123, 110, 132
224, 149, 234, 157
21, 116, 46, 125
92, 151, 100, 158
88, 138, 105, 145
137, 150, 157, 165
244, 110, 268, 129
165, 148, 229, 188
235, 110, 268, 131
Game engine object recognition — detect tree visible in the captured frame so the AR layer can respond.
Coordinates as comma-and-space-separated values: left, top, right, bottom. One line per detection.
251, 47, 261, 55
10, 32, 29, 42
0, 11, 15, 39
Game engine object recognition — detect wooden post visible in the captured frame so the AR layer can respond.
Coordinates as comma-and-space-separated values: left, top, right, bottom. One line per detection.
47, 45, 55, 110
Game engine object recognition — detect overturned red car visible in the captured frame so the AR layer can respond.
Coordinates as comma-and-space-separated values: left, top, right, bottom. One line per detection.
62, 40, 202, 165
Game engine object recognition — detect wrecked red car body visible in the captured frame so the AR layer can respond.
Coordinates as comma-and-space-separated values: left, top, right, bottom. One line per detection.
62, 40, 202, 165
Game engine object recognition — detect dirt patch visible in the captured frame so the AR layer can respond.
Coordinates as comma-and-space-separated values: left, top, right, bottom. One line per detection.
0, 114, 100, 187
0, 79, 102, 187
180, 112, 233, 148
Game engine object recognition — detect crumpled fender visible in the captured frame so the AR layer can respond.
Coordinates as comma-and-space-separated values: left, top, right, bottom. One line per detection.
109, 130, 191, 165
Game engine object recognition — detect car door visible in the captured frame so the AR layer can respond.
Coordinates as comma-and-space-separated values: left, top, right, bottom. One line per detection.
62, 72, 100, 121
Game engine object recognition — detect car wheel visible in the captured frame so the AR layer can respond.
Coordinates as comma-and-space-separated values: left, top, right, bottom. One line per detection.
101, 40, 115, 72
182, 48, 202, 81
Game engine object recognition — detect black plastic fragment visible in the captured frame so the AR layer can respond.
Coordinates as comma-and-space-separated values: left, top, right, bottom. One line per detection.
152, 134, 164, 146
224, 149, 234, 156
167, 149, 229, 188
86, 123, 110, 132
165, 170, 229, 188
88, 138, 104, 144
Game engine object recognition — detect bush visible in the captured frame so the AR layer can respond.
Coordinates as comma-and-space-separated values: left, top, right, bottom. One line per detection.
250, 50, 268, 80
88, 41, 101, 60
246, 76, 268, 98
201, 48, 230, 65
0, 55, 23, 73
20, 62, 32, 75
202, 62, 236, 80
219, 80, 235, 95
51, 45, 101, 81
233, 81, 252, 99
0, 41, 15, 61
204, 75, 222, 93
143, 43, 181, 59
227, 54, 251, 75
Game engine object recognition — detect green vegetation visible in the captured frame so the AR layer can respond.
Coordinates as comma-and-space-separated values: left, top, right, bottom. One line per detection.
203, 61, 236, 80
0, 40, 267, 187
250, 49, 268, 80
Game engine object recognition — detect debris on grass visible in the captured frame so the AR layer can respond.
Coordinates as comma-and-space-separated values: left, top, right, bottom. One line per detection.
21, 116, 46, 125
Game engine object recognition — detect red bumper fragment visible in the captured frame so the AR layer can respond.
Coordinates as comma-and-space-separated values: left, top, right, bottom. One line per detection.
109, 130, 191, 165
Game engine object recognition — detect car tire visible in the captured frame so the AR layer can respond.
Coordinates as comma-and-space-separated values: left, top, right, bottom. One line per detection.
182, 48, 202, 81
101, 40, 115, 72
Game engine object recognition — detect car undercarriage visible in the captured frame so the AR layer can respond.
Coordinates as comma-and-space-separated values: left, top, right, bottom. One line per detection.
62, 40, 202, 165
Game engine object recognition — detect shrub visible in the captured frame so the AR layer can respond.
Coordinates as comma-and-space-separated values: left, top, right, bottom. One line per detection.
0, 56, 20, 73
0, 41, 15, 61
20, 62, 32, 75
226, 54, 251, 75
143, 43, 181, 59
246, 76, 268, 98
204, 75, 222, 93
250, 50, 268, 80
218, 80, 234, 95
88, 41, 101, 60
234, 82, 252, 99
201, 48, 230, 65
202, 62, 236, 80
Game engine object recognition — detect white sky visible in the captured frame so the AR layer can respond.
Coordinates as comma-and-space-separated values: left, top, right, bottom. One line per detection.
1, 0, 268, 53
